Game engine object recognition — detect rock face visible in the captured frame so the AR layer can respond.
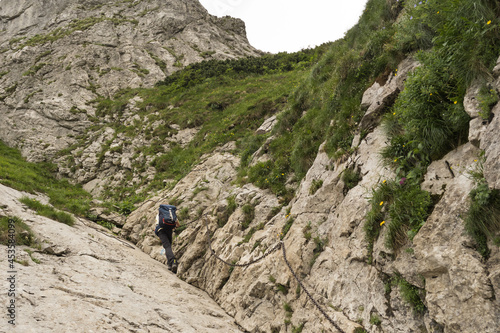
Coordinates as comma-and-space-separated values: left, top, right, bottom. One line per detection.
0, 183, 244, 332
2, 1, 500, 331
122, 56, 500, 332
0, 0, 261, 162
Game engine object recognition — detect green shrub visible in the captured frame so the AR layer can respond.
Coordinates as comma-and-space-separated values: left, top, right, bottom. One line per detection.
97, 220, 114, 230
383, 0, 499, 170
157, 48, 326, 92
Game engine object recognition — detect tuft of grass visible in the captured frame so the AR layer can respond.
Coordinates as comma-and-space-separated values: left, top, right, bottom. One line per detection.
464, 181, 500, 258
309, 179, 323, 195
281, 217, 294, 240
217, 195, 237, 227
276, 283, 289, 295
342, 167, 361, 190
20, 197, 75, 226
311, 236, 327, 267
292, 322, 305, 333
0, 216, 36, 247
241, 204, 255, 230
283, 302, 293, 314
302, 222, 312, 241
364, 178, 431, 262
477, 84, 499, 120
369, 313, 382, 326
394, 274, 426, 315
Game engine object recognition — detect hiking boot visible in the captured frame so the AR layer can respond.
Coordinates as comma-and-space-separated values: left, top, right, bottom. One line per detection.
171, 262, 178, 274
168, 260, 178, 274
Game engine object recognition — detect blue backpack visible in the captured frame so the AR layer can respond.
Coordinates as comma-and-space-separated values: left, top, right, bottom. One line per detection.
158, 204, 177, 227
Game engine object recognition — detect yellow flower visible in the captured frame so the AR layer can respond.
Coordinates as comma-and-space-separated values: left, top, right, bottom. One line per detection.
487, 20, 492, 25
474, 159, 478, 162
383, 180, 386, 183
393, 112, 396, 115
437, 11, 439, 14
454, 101, 458, 104
394, 158, 398, 162
380, 221, 386, 226
380, 201, 384, 206
430, 93, 433, 96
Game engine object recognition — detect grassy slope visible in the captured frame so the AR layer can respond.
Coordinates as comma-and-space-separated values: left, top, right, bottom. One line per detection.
0, 141, 91, 216
1, 0, 499, 255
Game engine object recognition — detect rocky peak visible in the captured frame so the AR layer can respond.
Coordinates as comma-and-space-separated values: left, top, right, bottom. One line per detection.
0, 0, 261, 162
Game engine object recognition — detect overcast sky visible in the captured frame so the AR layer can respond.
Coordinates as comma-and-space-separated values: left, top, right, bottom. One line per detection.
198, 0, 368, 53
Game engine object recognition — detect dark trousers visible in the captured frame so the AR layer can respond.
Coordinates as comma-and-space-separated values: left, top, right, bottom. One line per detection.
158, 227, 176, 266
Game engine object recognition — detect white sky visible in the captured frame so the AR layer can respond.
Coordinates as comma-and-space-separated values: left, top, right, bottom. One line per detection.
198, 0, 368, 53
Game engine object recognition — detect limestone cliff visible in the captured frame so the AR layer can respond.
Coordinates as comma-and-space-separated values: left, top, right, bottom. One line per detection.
0, 0, 261, 162
0, 183, 244, 332
1, 0, 500, 332
122, 56, 500, 332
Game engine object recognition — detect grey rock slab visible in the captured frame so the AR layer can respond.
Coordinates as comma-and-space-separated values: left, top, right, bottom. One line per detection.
0, 183, 243, 333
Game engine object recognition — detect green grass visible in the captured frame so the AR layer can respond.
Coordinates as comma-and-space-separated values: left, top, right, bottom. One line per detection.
0, 216, 36, 247
217, 195, 237, 227
342, 168, 361, 190
364, 178, 431, 262
464, 180, 500, 258
90, 67, 307, 204
241, 204, 255, 230
20, 197, 75, 226
281, 217, 294, 240
0, 140, 91, 216
13, 16, 139, 49
394, 274, 426, 315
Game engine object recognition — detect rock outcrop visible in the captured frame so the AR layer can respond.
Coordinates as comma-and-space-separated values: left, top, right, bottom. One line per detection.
0, 0, 261, 162
122, 56, 500, 332
0, 183, 244, 332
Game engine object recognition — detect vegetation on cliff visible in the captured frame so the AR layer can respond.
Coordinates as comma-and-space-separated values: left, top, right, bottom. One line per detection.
1, 0, 499, 257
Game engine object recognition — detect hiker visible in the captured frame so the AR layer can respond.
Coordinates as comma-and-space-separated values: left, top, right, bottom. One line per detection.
154, 204, 180, 273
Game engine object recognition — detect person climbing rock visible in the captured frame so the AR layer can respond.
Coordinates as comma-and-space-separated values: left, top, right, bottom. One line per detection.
154, 204, 180, 273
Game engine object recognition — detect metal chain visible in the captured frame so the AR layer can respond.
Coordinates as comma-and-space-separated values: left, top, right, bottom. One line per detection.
281, 241, 346, 333
174, 214, 346, 332
203, 215, 282, 267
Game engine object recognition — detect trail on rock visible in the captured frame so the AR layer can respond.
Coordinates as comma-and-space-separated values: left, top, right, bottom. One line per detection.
0, 184, 243, 333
